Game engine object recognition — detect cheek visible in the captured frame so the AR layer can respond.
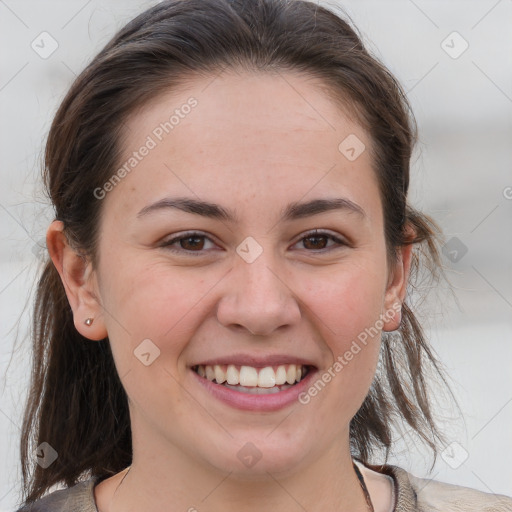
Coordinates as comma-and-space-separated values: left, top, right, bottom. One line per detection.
294, 259, 387, 410
96, 263, 211, 418
299, 260, 387, 349
98, 257, 220, 364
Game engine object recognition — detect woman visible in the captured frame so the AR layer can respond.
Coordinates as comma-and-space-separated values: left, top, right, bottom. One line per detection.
15, 0, 512, 511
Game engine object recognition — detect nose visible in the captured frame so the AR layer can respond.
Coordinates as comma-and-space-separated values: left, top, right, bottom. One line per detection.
215, 249, 301, 336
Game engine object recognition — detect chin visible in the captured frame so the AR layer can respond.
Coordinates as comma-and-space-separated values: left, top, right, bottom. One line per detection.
196, 431, 313, 480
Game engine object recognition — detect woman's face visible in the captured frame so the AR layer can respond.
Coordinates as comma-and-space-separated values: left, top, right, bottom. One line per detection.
74, 70, 408, 477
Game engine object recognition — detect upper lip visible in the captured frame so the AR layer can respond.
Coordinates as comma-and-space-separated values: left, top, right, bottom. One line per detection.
192, 354, 317, 368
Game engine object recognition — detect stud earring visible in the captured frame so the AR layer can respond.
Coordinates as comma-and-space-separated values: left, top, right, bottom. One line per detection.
84, 318, 94, 326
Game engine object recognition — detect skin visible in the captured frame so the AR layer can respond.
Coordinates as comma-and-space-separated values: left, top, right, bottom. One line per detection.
47, 70, 412, 512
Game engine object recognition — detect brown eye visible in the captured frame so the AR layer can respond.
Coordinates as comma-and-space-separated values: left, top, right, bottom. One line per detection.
302, 235, 329, 250
297, 231, 347, 251
179, 236, 205, 251
161, 232, 216, 255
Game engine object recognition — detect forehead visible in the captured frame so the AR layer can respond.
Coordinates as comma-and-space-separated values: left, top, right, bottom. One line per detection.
107, 70, 381, 225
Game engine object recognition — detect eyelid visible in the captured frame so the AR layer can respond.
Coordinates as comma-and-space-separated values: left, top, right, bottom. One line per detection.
160, 230, 219, 255
160, 228, 348, 256
291, 229, 348, 250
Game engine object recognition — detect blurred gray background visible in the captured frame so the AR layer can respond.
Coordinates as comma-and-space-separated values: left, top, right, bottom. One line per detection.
1, 0, 511, 509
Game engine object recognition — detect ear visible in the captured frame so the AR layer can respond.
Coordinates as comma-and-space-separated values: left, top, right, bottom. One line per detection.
382, 240, 414, 332
46, 220, 108, 341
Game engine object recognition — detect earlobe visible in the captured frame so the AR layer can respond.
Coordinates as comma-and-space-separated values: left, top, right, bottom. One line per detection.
46, 220, 108, 341
382, 242, 414, 332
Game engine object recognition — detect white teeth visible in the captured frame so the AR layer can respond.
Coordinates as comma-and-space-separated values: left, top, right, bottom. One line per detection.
239, 366, 259, 386
275, 365, 287, 385
205, 365, 215, 381
258, 367, 276, 388
195, 363, 307, 389
226, 364, 239, 385
286, 365, 296, 385
214, 365, 226, 384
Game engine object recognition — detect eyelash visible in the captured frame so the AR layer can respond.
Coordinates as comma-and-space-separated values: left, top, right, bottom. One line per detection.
160, 230, 347, 256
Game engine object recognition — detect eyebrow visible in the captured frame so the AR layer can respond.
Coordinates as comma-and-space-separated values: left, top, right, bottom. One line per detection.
137, 196, 366, 222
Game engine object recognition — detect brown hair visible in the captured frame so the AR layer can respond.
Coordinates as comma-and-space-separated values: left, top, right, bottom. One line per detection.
19, 0, 455, 505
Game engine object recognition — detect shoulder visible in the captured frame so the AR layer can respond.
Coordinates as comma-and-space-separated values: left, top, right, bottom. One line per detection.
385, 464, 512, 512
15, 477, 100, 512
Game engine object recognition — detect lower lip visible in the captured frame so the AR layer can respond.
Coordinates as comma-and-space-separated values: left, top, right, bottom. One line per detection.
191, 368, 317, 412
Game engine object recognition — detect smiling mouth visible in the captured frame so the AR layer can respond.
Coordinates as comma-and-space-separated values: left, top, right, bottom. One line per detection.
192, 363, 311, 394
